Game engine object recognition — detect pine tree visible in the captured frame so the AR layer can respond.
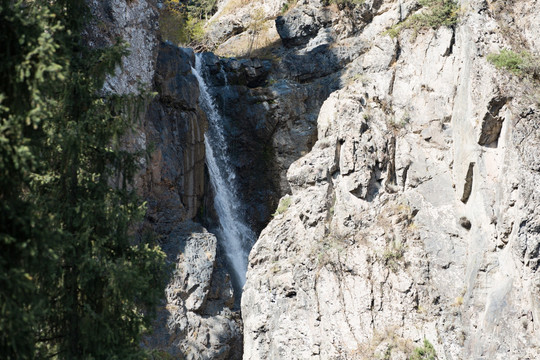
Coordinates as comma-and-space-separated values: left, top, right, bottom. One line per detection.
0, 1, 166, 358
0, 1, 65, 357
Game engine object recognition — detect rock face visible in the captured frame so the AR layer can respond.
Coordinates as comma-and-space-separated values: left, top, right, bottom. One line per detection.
275, 4, 334, 47
199, 0, 378, 221
141, 43, 243, 360
143, 221, 242, 360
89, 2, 243, 359
87, 0, 158, 95
242, 0, 540, 359
196, 52, 280, 231
142, 43, 207, 234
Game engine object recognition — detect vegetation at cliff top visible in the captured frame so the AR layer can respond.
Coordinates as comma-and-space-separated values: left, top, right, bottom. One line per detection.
160, 0, 217, 45
386, 0, 459, 38
0, 0, 165, 358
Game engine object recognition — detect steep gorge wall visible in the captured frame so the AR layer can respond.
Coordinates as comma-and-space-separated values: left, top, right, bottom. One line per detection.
88, 1, 244, 358
239, 0, 540, 359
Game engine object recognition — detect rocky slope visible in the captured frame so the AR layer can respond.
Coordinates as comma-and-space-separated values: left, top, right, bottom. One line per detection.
91, 0, 540, 358
238, 0, 540, 359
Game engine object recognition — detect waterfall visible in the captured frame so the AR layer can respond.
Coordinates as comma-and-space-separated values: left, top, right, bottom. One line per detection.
192, 54, 256, 288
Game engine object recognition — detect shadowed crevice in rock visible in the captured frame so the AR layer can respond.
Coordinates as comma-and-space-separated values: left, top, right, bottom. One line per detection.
461, 162, 475, 204
443, 27, 456, 57
385, 136, 398, 192
477, 96, 511, 147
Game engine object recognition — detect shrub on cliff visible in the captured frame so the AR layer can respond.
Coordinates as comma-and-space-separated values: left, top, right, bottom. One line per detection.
159, 0, 216, 46
386, 0, 459, 38
410, 339, 438, 360
487, 49, 540, 78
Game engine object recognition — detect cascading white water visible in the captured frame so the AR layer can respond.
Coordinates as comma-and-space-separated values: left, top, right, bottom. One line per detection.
192, 54, 256, 288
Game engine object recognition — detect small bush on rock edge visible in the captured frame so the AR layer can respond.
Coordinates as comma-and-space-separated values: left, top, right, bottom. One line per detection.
487, 49, 540, 78
386, 0, 459, 38
410, 339, 438, 360
273, 196, 292, 216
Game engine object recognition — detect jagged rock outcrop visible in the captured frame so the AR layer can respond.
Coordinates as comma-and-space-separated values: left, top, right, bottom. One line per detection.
196, 2, 377, 226
242, 0, 540, 359
275, 3, 334, 47
143, 221, 242, 359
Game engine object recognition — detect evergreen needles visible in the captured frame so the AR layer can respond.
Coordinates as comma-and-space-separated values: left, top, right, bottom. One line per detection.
0, 1, 165, 358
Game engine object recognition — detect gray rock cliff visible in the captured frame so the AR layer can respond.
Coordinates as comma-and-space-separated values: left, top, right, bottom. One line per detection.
240, 0, 540, 359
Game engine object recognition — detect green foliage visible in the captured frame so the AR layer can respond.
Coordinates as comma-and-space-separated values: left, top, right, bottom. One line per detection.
487, 49, 540, 77
0, 2, 65, 357
273, 196, 292, 216
488, 50, 526, 74
159, 2, 187, 44
186, 15, 206, 43
281, 0, 297, 14
186, 0, 218, 20
159, 0, 216, 45
386, 0, 459, 38
381, 239, 405, 272
0, 0, 165, 358
410, 339, 438, 360
327, 0, 365, 7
